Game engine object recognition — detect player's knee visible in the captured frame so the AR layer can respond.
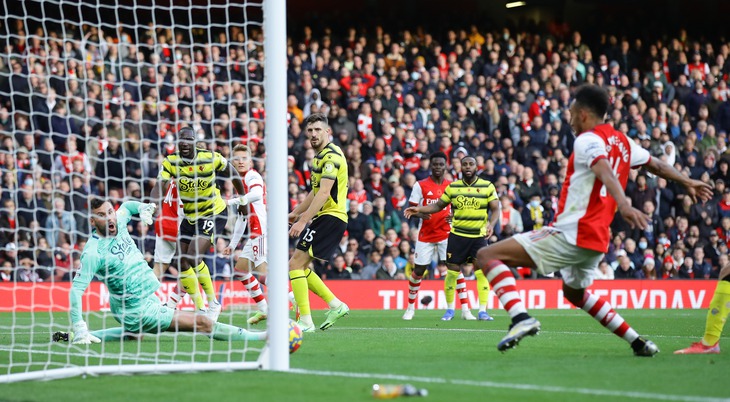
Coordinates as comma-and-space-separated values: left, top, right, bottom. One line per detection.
562, 285, 584, 305
476, 247, 493, 269
196, 315, 214, 333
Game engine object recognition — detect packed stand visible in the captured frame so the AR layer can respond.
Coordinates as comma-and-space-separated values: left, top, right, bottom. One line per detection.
0, 18, 727, 282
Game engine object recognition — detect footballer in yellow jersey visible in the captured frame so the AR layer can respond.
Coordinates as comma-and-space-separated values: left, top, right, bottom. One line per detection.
151, 127, 246, 317
405, 156, 500, 321
287, 113, 349, 332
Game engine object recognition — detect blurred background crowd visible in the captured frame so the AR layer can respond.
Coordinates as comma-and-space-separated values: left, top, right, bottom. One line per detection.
1, 1, 729, 283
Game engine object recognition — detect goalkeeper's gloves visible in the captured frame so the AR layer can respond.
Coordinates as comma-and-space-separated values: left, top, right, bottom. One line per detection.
227, 195, 249, 207
72, 321, 101, 344
139, 203, 157, 226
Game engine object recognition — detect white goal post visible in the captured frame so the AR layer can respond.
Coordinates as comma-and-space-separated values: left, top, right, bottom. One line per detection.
0, 0, 289, 382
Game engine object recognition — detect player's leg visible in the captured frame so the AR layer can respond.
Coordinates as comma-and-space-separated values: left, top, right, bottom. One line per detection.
443, 234, 467, 320
177, 221, 206, 311
562, 275, 658, 357
675, 264, 730, 354
468, 237, 493, 321
289, 249, 316, 331
192, 213, 228, 311
475, 232, 542, 351
295, 216, 349, 330
404, 241, 434, 320
154, 236, 184, 308
169, 310, 266, 341
456, 269, 476, 320
475, 268, 493, 321
236, 237, 269, 324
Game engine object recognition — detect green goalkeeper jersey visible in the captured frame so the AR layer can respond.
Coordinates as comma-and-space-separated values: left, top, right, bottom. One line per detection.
70, 201, 160, 325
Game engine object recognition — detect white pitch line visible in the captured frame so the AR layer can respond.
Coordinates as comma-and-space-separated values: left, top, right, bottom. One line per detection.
291, 368, 730, 402
336, 326, 706, 340
0, 346, 188, 365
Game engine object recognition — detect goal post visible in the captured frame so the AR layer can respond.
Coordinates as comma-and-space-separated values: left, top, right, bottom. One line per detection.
0, 0, 289, 383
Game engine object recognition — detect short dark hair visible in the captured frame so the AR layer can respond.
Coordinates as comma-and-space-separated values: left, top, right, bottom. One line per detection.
430, 151, 447, 163
89, 196, 106, 211
573, 84, 609, 119
303, 113, 328, 127
178, 126, 196, 139
461, 155, 476, 164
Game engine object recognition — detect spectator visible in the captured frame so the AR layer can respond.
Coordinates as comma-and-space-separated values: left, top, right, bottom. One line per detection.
375, 255, 403, 280
521, 194, 545, 232
614, 255, 641, 279
368, 196, 401, 237
44, 197, 75, 250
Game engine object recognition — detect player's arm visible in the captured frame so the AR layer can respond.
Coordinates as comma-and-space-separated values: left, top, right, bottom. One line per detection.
591, 159, 648, 230
404, 199, 448, 219
289, 177, 335, 238
118, 200, 156, 226
69, 252, 101, 344
227, 214, 247, 252
406, 182, 430, 220
289, 190, 315, 223
151, 158, 173, 212
486, 198, 500, 238
218, 156, 246, 197
228, 174, 264, 207
643, 157, 713, 202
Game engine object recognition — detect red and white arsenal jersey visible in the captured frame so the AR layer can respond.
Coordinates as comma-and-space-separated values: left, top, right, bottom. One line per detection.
155, 182, 184, 241
244, 169, 267, 238
357, 113, 372, 140
409, 177, 451, 243
553, 124, 650, 253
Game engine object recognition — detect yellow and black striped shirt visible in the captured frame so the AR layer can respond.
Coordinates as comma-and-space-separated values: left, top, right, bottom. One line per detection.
440, 177, 497, 238
158, 150, 228, 221
311, 143, 348, 223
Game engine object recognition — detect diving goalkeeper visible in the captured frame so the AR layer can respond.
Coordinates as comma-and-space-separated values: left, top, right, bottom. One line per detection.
54, 197, 265, 344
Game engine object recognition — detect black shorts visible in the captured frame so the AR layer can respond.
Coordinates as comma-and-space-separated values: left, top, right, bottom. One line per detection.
179, 208, 229, 244
295, 215, 347, 261
446, 233, 487, 265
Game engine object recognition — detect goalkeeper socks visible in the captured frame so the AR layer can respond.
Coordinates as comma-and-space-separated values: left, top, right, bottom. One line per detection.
290, 269, 311, 316
212, 322, 266, 341
444, 269, 459, 310
702, 280, 730, 346
475, 268, 489, 312
485, 260, 527, 319
180, 267, 206, 311
576, 291, 639, 343
304, 267, 336, 304
194, 261, 217, 304
90, 327, 125, 341
407, 271, 422, 307
241, 272, 268, 312
456, 272, 470, 310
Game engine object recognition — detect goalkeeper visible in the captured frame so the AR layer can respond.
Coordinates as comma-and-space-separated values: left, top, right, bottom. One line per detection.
54, 197, 265, 344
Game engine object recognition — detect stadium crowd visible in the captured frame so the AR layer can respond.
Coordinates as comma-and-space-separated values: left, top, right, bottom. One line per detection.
1, 17, 729, 283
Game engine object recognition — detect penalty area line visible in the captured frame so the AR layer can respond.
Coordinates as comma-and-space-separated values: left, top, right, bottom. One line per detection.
290, 368, 729, 402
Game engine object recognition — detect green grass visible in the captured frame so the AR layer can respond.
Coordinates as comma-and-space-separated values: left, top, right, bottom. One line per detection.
1, 309, 728, 402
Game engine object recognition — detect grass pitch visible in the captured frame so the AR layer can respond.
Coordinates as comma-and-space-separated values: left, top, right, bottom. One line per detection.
1, 309, 728, 402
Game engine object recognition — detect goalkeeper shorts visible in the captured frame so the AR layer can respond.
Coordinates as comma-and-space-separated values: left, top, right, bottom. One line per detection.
113, 295, 175, 334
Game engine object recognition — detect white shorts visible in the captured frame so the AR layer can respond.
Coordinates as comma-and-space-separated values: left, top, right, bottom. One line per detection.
414, 239, 448, 266
154, 236, 176, 265
512, 227, 603, 289
240, 236, 267, 268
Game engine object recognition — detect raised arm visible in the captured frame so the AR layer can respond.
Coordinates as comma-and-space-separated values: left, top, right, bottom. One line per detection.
643, 157, 713, 202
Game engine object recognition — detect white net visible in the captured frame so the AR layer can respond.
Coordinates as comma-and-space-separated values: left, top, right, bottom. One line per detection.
0, 0, 285, 382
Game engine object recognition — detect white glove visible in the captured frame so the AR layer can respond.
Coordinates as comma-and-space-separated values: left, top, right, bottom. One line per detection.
72, 321, 101, 344
227, 195, 249, 207
139, 203, 157, 226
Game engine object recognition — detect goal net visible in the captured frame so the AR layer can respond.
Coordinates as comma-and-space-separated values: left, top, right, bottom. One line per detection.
0, 0, 290, 382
